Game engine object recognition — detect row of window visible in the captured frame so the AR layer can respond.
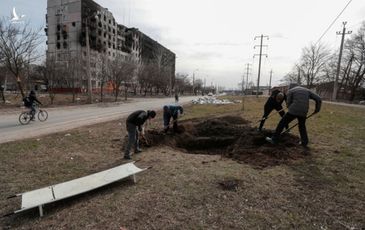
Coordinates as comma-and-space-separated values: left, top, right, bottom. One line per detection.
56, 42, 68, 49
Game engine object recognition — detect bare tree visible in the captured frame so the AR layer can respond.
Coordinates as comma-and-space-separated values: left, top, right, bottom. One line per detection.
343, 22, 365, 101
38, 56, 61, 104
299, 43, 331, 88
109, 58, 136, 101
97, 53, 110, 102
175, 73, 191, 95
194, 79, 203, 95
0, 18, 43, 98
0, 65, 6, 103
63, 56, 82, 103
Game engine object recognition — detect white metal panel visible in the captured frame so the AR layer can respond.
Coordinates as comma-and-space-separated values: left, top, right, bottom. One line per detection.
52, 163, 144, 200
14, 163, 146, 215
20, 187, 54, 211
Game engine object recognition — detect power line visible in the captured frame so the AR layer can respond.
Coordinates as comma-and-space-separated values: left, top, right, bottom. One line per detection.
315, 0, 353, 45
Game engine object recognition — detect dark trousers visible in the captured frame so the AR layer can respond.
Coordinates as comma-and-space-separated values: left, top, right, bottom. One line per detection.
259, 105, 287, 130
26, 104, 36, 119
125, 122, 140, 157
272, 113, 308, 145
30, 104, 36, 118
163, 113, 178, 132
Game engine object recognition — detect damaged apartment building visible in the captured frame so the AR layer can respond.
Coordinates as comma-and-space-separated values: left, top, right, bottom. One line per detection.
45, 0, 176, 92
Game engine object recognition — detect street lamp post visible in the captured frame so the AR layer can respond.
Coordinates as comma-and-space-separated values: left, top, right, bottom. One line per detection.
192, 69, 198, 95
85, 20, 92, 104
84, 11, 99, 104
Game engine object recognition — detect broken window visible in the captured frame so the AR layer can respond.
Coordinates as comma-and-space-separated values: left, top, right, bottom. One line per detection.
72, 22, 76, 27
56, 43, 61, 49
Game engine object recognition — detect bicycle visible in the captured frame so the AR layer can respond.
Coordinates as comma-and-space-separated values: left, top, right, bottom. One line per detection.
19, 105, 48, 125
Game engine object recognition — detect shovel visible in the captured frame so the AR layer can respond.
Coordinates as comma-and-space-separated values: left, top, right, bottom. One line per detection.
280, 112, 316, 135
257, 108, 286, 124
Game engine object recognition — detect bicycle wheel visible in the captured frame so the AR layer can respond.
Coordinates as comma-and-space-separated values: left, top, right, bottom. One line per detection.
38, 110, 48, 122
19, 112, 31, 125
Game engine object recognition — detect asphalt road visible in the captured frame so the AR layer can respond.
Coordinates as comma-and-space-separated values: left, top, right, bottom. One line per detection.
0, 97, 196, 144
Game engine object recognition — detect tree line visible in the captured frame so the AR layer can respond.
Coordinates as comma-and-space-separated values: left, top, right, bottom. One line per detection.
282, 21, 365, 101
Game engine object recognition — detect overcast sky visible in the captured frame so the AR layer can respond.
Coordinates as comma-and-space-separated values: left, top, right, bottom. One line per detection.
1, 0, 365, 89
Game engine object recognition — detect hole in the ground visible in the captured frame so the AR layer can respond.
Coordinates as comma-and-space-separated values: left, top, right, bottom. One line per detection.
142, 115, 309, 168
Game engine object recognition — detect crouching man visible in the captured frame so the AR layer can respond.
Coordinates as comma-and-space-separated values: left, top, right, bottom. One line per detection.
163, 105, 183, 133
124, 110, 156, 160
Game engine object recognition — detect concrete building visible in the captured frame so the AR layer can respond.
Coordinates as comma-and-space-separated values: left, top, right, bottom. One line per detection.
45, 0, 175, 92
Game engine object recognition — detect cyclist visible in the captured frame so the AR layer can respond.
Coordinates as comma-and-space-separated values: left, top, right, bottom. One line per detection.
24, 90, 42, 120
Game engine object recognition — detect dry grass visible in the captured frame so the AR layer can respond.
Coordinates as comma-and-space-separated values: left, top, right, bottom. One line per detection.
0, 97, 364, 229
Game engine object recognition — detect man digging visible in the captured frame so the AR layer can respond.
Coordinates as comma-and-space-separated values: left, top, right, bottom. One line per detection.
163, 105, 184, 133
258, 89, 288, 132
266, 83, 321, 148
124, 110, 156, 160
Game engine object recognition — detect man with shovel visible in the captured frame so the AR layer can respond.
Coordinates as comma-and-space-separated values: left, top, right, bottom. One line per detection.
163, 105, 184, 133
124, 110, 156, 160
258, 89, 288, 132
265, 83, 321, 147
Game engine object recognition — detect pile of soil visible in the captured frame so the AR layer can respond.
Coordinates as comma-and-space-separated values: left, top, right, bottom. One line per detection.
144, 115, 308, 168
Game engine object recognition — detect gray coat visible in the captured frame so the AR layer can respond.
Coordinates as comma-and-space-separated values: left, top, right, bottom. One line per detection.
287, 86, 322, 117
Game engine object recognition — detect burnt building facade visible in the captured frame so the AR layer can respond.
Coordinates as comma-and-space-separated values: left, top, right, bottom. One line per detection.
45, 0, 175, 91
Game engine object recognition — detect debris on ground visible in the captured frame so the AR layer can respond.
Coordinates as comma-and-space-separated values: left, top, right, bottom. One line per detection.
218, 179, 239, 191
191, 96, 238, 105
143, 115, 308, 168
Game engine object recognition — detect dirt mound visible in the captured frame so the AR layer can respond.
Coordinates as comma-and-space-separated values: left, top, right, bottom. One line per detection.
144, 115, 308, 168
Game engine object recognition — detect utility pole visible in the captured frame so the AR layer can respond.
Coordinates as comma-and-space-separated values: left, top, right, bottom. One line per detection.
241, 74, 245, 95
203, 77, 206, 96
85, 19, 93, 104
245, 63, 251, 91
254, 34, 269, 98
192, 73, 195, 95
269, 70, 273, 94
297, 65, 301, 84
332, 22, 351, 101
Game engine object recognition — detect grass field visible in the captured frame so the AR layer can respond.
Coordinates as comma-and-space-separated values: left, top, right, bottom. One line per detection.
0, 96, 364, 229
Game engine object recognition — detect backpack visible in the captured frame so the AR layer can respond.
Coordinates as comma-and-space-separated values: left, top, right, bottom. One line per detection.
23, 97, 31, 107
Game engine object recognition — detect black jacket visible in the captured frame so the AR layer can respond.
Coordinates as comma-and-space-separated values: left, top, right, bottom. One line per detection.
29, 94, 42, 105
265, 90, 286, 110
126, 110, 149, 129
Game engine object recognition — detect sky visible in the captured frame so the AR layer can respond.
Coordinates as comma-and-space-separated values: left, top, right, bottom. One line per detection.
1, 0, 365, 89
